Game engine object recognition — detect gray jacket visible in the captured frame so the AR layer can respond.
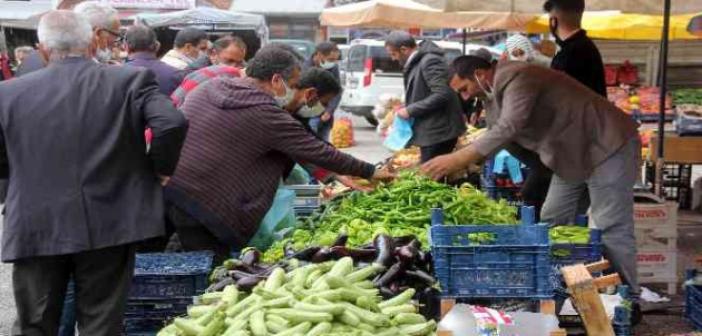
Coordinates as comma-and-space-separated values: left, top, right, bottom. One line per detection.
404, 41, 466, 147
0, 57, 187, 261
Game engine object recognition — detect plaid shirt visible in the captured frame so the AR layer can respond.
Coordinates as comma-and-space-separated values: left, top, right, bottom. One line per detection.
171, 65, 241, 108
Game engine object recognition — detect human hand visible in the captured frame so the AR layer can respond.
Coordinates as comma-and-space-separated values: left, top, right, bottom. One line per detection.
420, 153, 466, 181
371, 167, 396, 182
158, 175, 171, 186
395, 107, 410, 119
335, 175, 374, 192
320, 112, 332, 122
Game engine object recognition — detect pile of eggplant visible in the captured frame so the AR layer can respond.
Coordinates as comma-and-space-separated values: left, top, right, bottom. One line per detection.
208, 234, 440, 318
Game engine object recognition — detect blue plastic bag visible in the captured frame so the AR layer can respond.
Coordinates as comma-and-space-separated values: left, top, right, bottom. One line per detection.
383, 116, 414, 151
247, 184, 297, 251
492, 150, 524, 184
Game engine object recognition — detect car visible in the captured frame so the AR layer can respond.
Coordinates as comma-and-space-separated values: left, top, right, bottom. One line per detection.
340, 39, 500, 126
269, 39, 316, 60
337, 44, 350, 83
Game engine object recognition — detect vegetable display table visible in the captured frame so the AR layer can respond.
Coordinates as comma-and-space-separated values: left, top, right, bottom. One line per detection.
650, 132, 702, 164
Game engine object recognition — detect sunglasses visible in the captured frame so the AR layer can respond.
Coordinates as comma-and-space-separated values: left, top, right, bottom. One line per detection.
100, 28, 124, 46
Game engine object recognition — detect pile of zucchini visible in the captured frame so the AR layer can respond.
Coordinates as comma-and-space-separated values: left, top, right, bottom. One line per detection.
157, 257, 437, 336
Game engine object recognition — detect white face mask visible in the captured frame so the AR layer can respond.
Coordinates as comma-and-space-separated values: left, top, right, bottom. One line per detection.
95, 48, 113, 63
474, 74, 495, 101
274, 78, 295, 108
297, 102, 325, 118
320, 61, 337, 70
509, 54, 530, 62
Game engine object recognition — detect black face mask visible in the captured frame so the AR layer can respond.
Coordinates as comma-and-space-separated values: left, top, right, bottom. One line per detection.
549, 17, 564, 45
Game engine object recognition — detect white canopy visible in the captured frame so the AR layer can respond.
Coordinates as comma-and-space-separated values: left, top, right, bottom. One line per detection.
136, 7, 268, 39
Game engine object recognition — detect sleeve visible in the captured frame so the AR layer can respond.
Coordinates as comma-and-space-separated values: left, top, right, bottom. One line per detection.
262, 109, 375, 179
325, 93, 342, 116
405, 55, 454, 118
472, 74, 539, 157
131, 69, 188, 176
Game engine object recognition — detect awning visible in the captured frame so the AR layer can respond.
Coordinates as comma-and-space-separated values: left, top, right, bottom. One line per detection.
136, 7, 268, 40
415, 0, 702, 15
230, 0, 326, 18
527, 11, 702, 40
320, 0, 536, 30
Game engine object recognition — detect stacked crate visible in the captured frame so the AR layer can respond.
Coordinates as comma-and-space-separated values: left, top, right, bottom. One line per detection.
289, 184, 322, 218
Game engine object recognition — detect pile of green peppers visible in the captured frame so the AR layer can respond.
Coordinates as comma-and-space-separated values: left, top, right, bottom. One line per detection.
263, 172, 518, 262
673, 88, 702, 105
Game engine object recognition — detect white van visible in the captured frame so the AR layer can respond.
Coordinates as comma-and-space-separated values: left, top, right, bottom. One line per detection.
340, 39, 500, 125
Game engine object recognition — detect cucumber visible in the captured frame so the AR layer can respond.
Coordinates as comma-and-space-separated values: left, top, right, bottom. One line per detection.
249, 310, 267, 336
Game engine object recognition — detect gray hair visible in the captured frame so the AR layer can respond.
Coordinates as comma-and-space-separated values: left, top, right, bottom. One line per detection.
37, 10, 93, 56
124, 25, 158, 52
73, 1, 118, 30
384, 30, 416, 50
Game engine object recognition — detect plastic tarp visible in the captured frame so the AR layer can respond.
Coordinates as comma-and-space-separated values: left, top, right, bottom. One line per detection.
319, 0, 536, 30
415, 0, 702, 15
136, 7, 268, 39
527, 11, 702, 40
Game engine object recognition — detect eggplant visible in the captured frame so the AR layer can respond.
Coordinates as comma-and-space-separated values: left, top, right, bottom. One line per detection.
347, 248, 378, 262
397, 242, 419, 265
284, 241, 297, 258
332, 234, 349, 247
207, 277, 235, 293
405, 269, 436, 286
241, 248, 261, 267
392, 235, 416, 246
330, 246, 350, 259
373, 262, 403, 287
373, 234, 395, 267
236, 276, 265, 291
230, 270, 256, 280
379, 286, 395, 299
408, 238, 422, 251
291, 246, 322, 261
311, 247, 333, 263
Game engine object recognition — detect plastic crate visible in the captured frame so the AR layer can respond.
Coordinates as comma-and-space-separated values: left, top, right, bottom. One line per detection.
481, 177, 523, 205
124, 317, 168, 335
130, 252, 213, 298
125, 297, 192, 318
289, 184, 322, 197
685, 270, 702, 330
551, 229, 603, 267
429, 207, 552, 299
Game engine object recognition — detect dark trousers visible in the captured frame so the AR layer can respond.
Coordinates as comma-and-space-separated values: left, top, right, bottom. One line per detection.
167, 205, 231, 265
520, 160, 553, 221
11, 244, 135, 336
420, 138, 458, 163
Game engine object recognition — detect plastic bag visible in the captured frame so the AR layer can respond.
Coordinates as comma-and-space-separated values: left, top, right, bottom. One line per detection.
284, 164, 311, 185
384, 116, 414, 151
247, 185, 296, 251
331, 117, 354, 148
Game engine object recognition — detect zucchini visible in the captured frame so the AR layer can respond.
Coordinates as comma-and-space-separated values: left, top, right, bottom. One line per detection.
266, 309, 334, 324
339, 310, 361, 326
248, 310, 267, 336
377, 288, 415, 309
174, 317, 205, 336
381, 304, 417, 317
199, 312, 225, 336
265, 267, 286, 291
305, 321, 332, 336
393, 313, 427, 325
399, 320, 437, 336
272, 321, 312, 336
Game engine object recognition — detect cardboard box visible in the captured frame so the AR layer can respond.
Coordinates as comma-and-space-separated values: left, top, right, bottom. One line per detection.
634, 193, 678, 238
637, 249, 678, 294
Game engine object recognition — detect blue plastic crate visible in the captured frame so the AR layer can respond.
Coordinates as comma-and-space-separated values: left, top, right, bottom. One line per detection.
685, 272, 702, 330
130, 252, 213, 298
429, 207, 553, 299
125, 297, 192, 318
551, 229, 603, 267
124, 317, 168, 335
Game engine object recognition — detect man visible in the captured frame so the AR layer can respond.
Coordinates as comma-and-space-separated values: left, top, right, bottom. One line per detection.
12, 46, 34, 72
545, 0, 606, 97
422, 56, 640, 302
0, 10, 187, 335
124, 25, 184, 96
73, 1, 121, 64
384, 31, 466, 163
305, 42, 341, 141
209, 36, 247, 69
188, 40, 214, 71
161, 27, 209, 70
165, 46, 390, 262
170, 36, 245, 108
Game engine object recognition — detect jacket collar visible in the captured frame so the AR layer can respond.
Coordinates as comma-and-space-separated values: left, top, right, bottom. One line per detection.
127, 52, 158, 62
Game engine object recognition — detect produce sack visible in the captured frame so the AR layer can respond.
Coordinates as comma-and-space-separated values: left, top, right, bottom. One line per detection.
247, 184, 296, 251
331, 117, 354, 148
383, 115, 414, 151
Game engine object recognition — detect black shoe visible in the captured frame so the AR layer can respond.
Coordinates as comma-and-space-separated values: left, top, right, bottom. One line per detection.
631, 301, 642, 326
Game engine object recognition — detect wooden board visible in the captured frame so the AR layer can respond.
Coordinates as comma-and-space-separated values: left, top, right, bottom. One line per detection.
650, 133, 702, 164
561, 261, 622, 336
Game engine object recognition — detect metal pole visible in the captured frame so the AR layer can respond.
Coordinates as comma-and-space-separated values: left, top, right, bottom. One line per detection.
461, 28, 467, 54
655, 0, 671, 197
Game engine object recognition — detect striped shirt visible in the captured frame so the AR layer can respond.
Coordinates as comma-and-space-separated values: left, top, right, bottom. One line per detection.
167, 77, 375, 246
171, 65, 241, 108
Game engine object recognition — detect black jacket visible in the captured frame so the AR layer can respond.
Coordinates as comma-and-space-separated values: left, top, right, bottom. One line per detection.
551, 30, 606, 97
0, 57, 187, 261
404, 41, 466, 147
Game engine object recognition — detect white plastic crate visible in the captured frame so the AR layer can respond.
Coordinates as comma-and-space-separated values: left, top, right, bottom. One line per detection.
634, 192, 678, 239
637, 248, 678, 295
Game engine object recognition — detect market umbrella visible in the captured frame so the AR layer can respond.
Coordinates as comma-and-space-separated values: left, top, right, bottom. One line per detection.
319, 0, 536, 30
526, 11, 701, 40
689, 14, 702, 36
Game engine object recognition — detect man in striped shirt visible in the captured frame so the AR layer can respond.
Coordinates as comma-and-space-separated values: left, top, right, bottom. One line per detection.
171, 36, 246, 108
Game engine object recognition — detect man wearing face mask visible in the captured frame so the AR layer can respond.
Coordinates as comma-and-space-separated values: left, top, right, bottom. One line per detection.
73, 1, 121, 64
421, 56, 641, 307
545, 0, 606, 97
305, 42, 341, 141
385, 31, 465, 163
164, 46, 392, 262
161, 28, 209, 70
